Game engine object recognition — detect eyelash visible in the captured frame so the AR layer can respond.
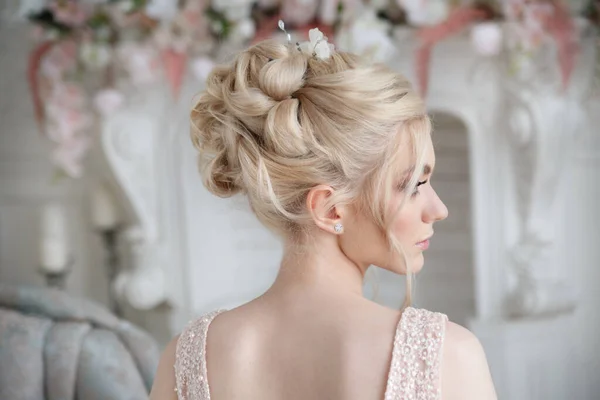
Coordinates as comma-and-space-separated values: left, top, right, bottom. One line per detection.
411, 180, 428, 197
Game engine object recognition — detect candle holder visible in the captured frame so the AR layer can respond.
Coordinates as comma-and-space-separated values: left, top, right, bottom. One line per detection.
97, 225, 123, 317
38, 258, 73, 290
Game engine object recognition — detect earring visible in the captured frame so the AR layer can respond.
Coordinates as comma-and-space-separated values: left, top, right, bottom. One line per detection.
334, 222, 344, 234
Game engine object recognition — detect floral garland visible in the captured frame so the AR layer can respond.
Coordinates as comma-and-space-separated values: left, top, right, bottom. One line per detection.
20, 0, 598, 179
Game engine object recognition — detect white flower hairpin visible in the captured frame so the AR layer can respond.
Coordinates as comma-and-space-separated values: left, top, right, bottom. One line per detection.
278, 20, 335, 60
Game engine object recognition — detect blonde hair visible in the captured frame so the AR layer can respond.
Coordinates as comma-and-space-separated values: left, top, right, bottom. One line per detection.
190, 40, 430, 309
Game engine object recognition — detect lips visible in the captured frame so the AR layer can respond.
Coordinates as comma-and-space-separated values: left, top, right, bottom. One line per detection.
416, 233, 433, 250
416, 239, 430, 250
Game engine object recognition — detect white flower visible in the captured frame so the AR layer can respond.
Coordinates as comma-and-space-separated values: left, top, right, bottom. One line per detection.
471, 22, 503, 56
117, 43, 161, 86
335, 9, 395, 62
320, 0, 362, 25
190, 56, 215, 81
213, 0, 255, 21
229, 18, 256, 43
369, 0, 389, 10
79, 42, 112, 70
299, 28, 335, 60
94, 89, 125, 117
399, 0, 450, 27
223, 3, 254, 21
212, 0, 254, 12
117, 0, 136, 13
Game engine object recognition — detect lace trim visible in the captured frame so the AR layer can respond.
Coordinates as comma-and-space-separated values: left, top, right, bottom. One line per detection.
174, 307, 447, 400
174, 309, 226, 400
384, 307, 448, 400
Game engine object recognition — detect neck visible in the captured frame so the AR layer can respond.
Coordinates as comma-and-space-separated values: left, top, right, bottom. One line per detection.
266, 233, 368, 300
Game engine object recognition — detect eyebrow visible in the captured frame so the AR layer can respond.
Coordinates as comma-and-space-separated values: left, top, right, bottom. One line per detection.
401, 164, 433, 177
397, 164, 433, 189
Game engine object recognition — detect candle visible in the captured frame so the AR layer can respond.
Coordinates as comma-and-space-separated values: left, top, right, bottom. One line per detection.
91, 182, 120, 230
40, 204, 70, 273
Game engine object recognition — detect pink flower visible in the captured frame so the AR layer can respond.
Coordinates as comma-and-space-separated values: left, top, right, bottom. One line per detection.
49, 1, 89, 27
46, 106, 94, 142
106, 5, 139, 28
281, 0, 319, 27
503, 0, 524, 20
118, 43, 161, 86
153, 23, 192, 53
40, 41, 77, 81
51, 82, 86, 109
181, 1, 206, 27
51, 135, 91, 178
503, 0, 554, 51
94, 89, 125, 117
521, 3, 553, 48
30, 25, 45, 41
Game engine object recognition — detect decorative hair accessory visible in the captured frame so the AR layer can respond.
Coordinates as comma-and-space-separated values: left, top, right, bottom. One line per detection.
278, 20, 335, 61
278, 20, 292, 44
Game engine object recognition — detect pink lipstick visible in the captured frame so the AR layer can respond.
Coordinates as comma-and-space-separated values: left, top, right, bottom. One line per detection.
416, 239, 430, 250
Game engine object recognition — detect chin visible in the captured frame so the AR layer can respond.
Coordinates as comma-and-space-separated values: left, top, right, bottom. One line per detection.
412, 253, 425, 274
408, 253, 425, 275
385, 253, 425, 275
411, 261, 425, 274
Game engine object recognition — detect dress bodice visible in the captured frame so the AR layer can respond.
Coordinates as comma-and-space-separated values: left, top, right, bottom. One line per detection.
174, 306, 448, 400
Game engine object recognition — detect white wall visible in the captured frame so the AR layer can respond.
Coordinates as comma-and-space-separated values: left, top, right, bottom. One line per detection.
565, 98, 600, 397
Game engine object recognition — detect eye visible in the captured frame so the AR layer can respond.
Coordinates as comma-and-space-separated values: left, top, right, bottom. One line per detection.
411, 180, 428, 197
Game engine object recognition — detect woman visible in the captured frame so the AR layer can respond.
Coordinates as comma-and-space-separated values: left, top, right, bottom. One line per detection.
150, 33, 497, 399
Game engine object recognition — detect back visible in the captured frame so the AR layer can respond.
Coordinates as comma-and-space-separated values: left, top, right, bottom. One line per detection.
173, 303, 453, 400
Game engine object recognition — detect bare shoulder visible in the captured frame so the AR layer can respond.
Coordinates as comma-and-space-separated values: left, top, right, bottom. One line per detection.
441, 321, 497, 400
149, 335, 180, 400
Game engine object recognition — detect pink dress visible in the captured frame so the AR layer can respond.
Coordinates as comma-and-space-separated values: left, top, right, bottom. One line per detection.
174, 307, 448, 400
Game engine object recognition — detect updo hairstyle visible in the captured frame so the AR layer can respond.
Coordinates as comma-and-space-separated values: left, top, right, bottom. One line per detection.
190, 39, 430, 248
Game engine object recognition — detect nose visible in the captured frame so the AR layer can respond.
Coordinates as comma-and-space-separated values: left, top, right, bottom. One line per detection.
423, 188, 448, 223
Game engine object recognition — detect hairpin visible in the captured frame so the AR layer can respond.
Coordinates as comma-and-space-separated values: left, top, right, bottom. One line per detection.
278, 20, 293, 45
277, 19, 334, 60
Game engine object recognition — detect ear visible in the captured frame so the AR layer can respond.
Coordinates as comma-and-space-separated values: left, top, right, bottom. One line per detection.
306, 185, 345, 234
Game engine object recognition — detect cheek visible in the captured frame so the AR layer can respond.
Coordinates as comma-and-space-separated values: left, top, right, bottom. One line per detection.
339, 208, 387, 265
390, 207, 418, 245
389, 209, 425, 274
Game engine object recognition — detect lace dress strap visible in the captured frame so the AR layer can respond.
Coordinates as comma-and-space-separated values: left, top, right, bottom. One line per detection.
174, 309, 227, 400
384, 307, 448, 400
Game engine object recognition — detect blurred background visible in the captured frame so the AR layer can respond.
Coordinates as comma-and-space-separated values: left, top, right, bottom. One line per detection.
0, 0, 599, 399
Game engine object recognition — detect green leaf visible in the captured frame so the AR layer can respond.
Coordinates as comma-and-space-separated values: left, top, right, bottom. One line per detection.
204, 7, 232, 39
88, 12, 111, 29
28, 9, 71, 35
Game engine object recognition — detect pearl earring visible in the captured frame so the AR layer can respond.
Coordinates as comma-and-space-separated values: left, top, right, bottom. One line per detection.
334, 222, 343, 234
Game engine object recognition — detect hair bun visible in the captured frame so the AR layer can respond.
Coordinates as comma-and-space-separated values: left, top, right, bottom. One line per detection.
190, 39, 426, 238
259, 54, 307, 101
191, 41, 311, 198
